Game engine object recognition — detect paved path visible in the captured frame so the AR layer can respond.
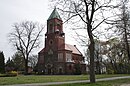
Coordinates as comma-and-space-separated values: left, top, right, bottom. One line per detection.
4, 76, 130, 86
120, 84, 130, 86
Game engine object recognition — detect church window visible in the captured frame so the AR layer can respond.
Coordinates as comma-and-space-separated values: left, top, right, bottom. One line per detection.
48, 24, 54, 33
57, 24, 61, 30
66, 53, 72, 62
58, 53, 63, 62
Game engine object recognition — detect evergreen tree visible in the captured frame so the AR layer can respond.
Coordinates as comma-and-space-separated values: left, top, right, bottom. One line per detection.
5, 52, 25, 72
11, 51, 25, 71
0, 51, 5, 73
5, 57, 15, 72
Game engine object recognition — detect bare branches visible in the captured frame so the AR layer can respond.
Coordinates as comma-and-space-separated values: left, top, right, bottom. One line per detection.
84, 0, 89, 21
63, 14, 78, 23
9, 21, 44, 59
28, 25, 44, 54
90, 0, 95, 24
8, 21, 44, 74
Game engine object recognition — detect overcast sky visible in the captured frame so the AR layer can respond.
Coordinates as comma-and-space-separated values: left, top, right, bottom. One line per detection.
0, 0, 78, 61
0, 0, 50, 61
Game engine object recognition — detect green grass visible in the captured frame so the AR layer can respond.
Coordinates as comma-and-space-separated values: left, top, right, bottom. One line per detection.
0, 75, 88, 85
0, 74, 129, 85
52, 78, 130, 86
95, 74, 129, 79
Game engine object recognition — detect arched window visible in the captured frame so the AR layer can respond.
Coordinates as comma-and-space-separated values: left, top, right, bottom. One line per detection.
57, 24, 61, 31
48, 24, 54, 33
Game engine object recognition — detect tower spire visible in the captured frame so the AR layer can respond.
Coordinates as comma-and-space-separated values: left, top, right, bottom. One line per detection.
48, 8, 62, 20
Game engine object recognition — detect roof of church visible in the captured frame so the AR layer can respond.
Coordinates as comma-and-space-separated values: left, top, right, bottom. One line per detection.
39, 48, 45, 54
48, 8, 62, 20
65, 44, 82, 55
39, 44, 82, 55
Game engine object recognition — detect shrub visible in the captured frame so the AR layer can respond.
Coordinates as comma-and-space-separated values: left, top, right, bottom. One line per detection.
7, 71, 18, 77
0, 71, 18, 77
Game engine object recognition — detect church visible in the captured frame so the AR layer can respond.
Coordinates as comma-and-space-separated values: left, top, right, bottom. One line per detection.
37, 8, 86, 75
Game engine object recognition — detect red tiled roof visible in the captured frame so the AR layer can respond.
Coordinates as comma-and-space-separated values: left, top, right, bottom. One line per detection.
65, 44, 82, 55
39, 44, 82, 55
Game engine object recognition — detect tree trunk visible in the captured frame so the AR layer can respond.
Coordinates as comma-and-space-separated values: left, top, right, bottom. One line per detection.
24, 59, 28, 75
124, 28, 130, 60
123, 16, 130, 68
89, 42, 95, 82
96, 52, 101, 74
87, 24, 95, 83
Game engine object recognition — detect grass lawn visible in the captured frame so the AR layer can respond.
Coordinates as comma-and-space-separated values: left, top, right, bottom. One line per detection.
52, 78, 130, 86
0, 74, 129, 85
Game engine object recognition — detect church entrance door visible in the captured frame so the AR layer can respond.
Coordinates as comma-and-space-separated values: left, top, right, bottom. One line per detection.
46, 63, 53, 75
47, 68, 52, 74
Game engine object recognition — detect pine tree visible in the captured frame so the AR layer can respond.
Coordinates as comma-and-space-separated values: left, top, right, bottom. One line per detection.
0, 51, 5, 74
5, 57, 15, 72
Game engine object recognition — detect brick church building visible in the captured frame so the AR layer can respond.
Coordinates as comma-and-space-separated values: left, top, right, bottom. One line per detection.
37, 8, 86, 74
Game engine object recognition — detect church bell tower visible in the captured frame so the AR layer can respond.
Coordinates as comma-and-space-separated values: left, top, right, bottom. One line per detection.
44, 8, 65, 74
45, 8, 65, 53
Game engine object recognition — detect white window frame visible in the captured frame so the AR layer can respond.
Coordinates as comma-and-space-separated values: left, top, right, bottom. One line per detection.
66, 53, 72, 62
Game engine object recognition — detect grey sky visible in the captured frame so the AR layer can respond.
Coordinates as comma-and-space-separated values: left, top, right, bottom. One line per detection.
0, 0, 78, 61
0, 0, 50, 60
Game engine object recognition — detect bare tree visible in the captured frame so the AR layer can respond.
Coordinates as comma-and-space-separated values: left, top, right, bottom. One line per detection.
51, 0, 117, 82
102, 38, 130, 74
105, 0, 130, 60
116, 0, 130, 60
9, 21, 44, 74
